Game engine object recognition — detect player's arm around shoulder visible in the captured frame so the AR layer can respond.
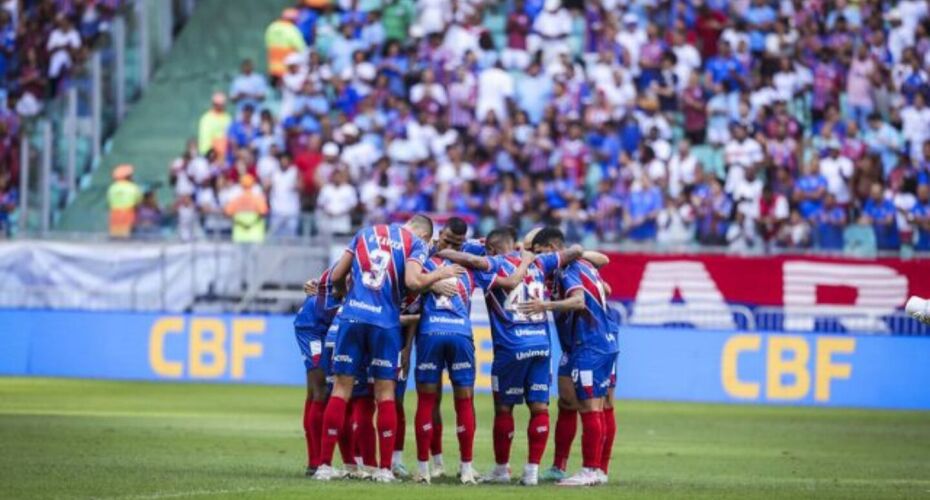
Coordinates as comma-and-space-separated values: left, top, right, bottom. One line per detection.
493, 250, 536, 290
518, 287, 586, 316
405, 257, 465, 292
556, 243, 585, 267
581, 250, 610, 268
434, 248, 492, 272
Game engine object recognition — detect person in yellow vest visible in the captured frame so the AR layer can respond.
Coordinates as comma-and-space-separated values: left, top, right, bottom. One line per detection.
107, 164, 142, 238
265, 8, 307, 86
198, 92, 232, 156
224, 174, 268, 243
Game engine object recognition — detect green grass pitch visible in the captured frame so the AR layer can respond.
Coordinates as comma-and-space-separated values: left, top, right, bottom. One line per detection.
1, 378, 928, 499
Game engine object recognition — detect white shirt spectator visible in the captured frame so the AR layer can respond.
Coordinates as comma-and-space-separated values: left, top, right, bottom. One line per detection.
436, 161, 476, 184
443, 23, 480, 60
269, 166, 301, 217
476, 66, 514, 121
281, 66, 308, 118
900, 103, 930, 159
418, 0, 450, 34
47, 25, 81, 78
316, 182, 357, 234
256, 155, 280, 186
410, 82, 448, 107
668, 151, 698, 197
430, 129, 459, 161
341, 140, 380, 181
733, 177, 764, 219
819, 154, 854, 204
724, 137, 763, 193
229, 72, 268, 109
615, 25, 646, 74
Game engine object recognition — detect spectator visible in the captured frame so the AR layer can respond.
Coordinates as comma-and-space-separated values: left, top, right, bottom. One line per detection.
844, 214, 878, 257
793, 161, 828, 219
0, 170, 16, 237
316, 167, 357, 235
173, 194, 200, 242
46, 15, 81, 94
863, 182, 900, 250
819, 141, 854, 205
135, 191, 163, 238
812, 193, 847, 250
198, 92, 232, 156
726, 211, 757, 251
265, 8, 307, 85
267, 154, 301, 238
757, 184, 789, 249
656, 194, 695, 247
224, 174, 268, 243
229, 59, 268, 113
624, 176, 662, 242
777, 209, 812, 248
107, 164, 142, 239
911, 183, 930, 251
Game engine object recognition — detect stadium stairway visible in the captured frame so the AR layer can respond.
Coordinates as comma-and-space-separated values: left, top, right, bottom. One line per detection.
57, 0, 291, 233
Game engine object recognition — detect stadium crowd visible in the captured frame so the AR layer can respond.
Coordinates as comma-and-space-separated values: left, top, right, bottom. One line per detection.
161, 0, 930, 253
0, 0, 125, 235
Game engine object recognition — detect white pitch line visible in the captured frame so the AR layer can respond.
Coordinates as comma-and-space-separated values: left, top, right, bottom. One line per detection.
97, 486, 275, 500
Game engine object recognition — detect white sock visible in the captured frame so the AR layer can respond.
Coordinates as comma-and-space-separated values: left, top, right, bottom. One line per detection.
524, 464, 539, 476
432, 453, 444, 466
392, 451, 403, 465
460, 461, 473, 474
355, 456, 363, 466
495, 463, 510, 473
418, 461, 430, 476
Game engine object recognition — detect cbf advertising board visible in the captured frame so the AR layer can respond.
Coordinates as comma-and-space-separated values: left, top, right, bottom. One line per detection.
1, 310, 928, 410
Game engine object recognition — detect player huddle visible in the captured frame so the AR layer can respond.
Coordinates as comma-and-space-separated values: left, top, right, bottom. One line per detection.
294, 214, 620, 486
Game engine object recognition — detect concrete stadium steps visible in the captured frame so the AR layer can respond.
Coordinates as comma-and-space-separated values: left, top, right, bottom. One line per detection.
57, 0, 291, 232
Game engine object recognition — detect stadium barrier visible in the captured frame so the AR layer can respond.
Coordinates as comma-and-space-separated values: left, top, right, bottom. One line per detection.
2, 310, 928, 410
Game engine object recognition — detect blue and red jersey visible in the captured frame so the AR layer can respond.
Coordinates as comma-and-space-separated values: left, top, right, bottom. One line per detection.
293, 268, 342, 334
473, 251, 562, 353
551, 259, 620, 355
419, 255, 478, 337
341, 224, 429, 328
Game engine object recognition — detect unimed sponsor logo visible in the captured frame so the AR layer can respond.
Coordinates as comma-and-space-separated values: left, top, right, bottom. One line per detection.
429, 316, 466, 325
530, 384, 548, 392
451, 362, 472, 370
333, 354, 353, 363
514, 328, 546, 337
418, 362, 438, 370
348, 300, 383, 314
505, 387, 524, 396
371, 358, 392, 368
516, 349, 549, 360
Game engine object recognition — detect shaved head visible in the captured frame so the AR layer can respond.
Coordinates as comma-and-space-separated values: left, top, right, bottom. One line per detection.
405, 214, 434, 241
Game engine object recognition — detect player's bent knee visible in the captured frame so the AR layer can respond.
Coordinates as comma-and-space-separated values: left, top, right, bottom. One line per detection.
558, 396, 580, 411
372, 379, 397, 402
494, 404, 513, 415
527, 401, 549, 414
453, 386, 474, 399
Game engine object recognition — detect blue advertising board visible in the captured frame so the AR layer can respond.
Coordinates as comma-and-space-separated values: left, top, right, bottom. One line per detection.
1, 310, 928, 410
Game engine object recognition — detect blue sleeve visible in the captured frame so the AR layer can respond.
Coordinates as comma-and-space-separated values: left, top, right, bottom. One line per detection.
462, 239, 487, 256
472, 255, 500, 290
560, 265, 584, 296
346, 230, 361, 255
408, 237, 428, 265
535, 251, 562, 276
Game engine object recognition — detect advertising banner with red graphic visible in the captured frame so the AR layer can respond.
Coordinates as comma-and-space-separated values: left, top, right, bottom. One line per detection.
599, 253, 930, 332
